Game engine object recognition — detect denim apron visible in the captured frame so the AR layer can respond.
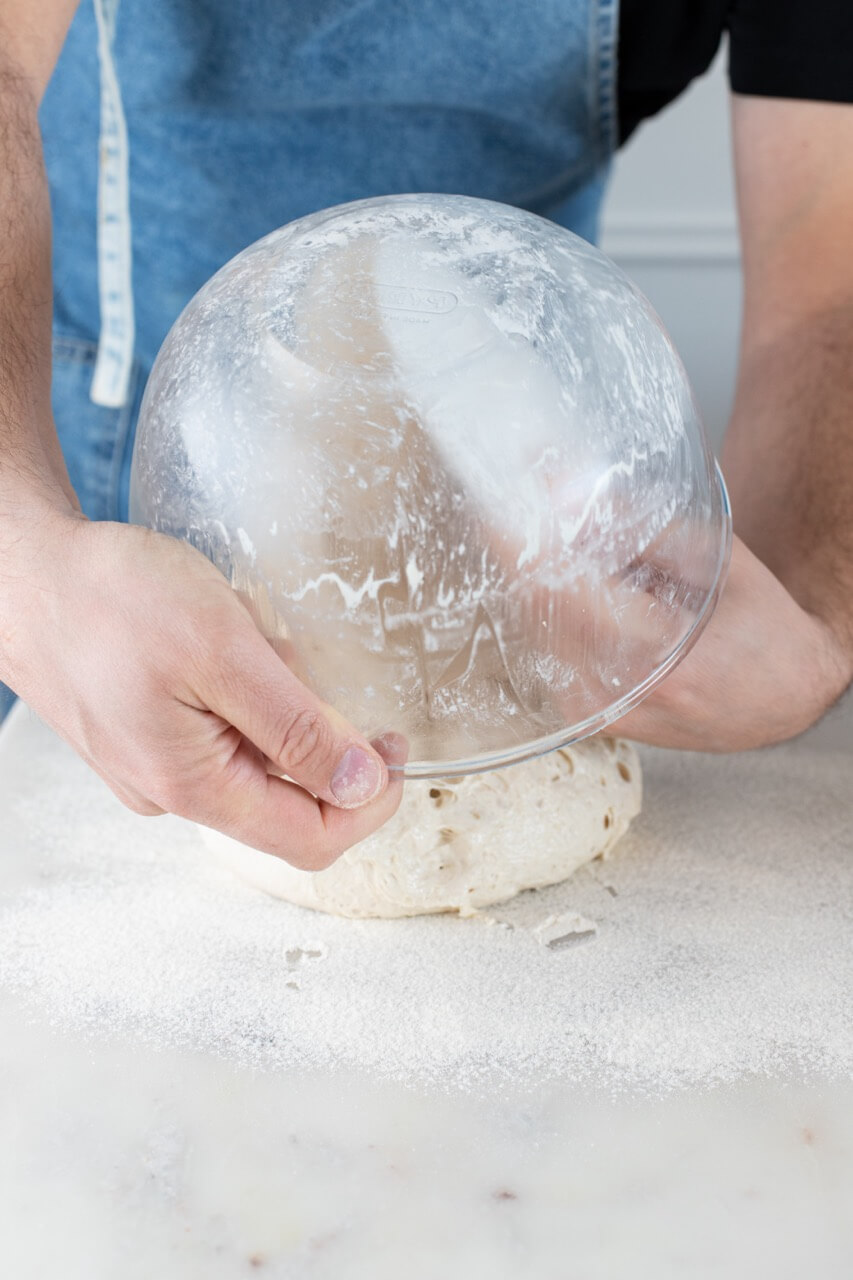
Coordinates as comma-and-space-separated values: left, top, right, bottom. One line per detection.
0, 0, 618, 723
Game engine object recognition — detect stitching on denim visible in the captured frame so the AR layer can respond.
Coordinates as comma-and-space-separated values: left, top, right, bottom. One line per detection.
107, 359, 140, 521
52, 333, 139, 521
515, 0, 618, 216
53, 335, 99, 365
592, 0, 619, 167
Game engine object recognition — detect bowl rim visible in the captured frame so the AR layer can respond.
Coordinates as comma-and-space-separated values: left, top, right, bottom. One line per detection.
397, 460, 733, 779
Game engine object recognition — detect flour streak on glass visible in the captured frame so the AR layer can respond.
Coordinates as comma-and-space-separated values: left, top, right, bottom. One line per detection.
129, 194, 731, 775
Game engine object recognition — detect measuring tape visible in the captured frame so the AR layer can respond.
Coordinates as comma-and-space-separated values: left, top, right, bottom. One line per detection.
90, 0, 134, 408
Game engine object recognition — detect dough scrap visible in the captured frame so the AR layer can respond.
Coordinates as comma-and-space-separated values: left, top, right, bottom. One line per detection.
200, 737, 642, 919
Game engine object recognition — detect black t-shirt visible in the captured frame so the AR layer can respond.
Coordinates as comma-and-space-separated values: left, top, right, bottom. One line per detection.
618, 0, 853, 143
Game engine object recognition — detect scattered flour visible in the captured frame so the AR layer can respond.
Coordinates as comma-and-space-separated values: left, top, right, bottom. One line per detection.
0, 709, 851, 1095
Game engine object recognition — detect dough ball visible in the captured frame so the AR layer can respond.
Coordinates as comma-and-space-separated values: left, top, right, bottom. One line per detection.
199, 737, 641, 919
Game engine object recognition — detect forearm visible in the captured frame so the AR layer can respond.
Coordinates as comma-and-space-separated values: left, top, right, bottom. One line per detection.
0, 56, 77, 523
722, 301, 853, 668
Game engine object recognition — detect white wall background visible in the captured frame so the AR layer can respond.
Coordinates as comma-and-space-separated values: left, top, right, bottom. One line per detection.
601, 49, 741, 451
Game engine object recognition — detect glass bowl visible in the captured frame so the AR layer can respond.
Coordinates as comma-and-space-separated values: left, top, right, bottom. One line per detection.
130, 193, 731, 777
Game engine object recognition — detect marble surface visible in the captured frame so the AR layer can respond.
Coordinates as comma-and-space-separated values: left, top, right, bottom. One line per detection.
1, 699, 852, 1278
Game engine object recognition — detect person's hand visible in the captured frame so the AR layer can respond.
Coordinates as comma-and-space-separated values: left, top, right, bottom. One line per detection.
0, 504, 405, 866
613, 535, 853, 751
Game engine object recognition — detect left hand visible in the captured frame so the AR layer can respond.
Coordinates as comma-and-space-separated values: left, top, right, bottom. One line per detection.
612, 535, 852, 752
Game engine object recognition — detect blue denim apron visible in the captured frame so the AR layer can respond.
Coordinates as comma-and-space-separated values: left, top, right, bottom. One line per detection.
0, 0, 618, 723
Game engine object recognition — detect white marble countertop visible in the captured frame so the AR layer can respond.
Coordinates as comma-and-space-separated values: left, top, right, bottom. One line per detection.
1, 700, 851, 1279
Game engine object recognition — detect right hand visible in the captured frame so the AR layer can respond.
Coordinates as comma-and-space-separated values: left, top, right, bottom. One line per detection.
0, 501, 405, 868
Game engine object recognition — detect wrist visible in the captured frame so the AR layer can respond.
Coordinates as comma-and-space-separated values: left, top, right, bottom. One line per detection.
0, 470, 80, 530
0, 481, 84, 610
0, 410, 84, 524
0, 490, 85, 691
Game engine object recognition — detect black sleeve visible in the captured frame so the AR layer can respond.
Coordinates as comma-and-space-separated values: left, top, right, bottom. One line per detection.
617, 1, 728, 143
728, 0, 853, 105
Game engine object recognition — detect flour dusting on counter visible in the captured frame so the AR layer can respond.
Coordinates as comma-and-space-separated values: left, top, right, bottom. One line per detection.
0, 709, 851, 1095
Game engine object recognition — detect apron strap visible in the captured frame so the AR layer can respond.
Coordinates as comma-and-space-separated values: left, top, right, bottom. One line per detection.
90, 0, 135, 408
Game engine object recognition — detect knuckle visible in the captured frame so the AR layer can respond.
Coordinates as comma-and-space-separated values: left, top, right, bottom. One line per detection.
275, 707, 331, 773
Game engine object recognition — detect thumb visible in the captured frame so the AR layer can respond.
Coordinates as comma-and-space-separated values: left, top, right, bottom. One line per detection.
199, 621, 389, 809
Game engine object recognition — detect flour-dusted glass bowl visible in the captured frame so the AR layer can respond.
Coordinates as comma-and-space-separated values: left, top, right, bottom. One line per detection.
130, 193, 731, 777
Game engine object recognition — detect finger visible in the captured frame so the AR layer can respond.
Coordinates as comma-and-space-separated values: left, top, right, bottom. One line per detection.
193, 729, 408, 869
369, 730, 409, 777
197, 622, 390, 810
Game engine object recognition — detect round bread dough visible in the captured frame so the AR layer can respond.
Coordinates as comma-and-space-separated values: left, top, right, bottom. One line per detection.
199, 738, 641, 918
